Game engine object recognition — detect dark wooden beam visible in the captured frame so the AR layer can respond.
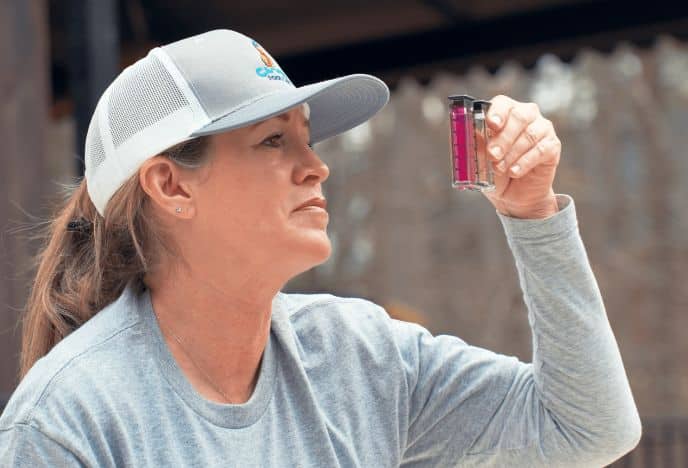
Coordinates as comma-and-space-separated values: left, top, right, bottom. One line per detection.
66, 0, 119, 176
275, 1, 688, 87
419, 0, 469, 24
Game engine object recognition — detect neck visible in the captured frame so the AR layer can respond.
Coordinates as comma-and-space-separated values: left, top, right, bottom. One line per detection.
146, 261, 283, 403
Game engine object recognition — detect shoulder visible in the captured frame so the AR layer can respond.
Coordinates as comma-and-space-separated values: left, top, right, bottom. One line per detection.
0, 286, 144, 430
277, 291, 433, 343
275, 291, 407, 359
278, 291, 391, 332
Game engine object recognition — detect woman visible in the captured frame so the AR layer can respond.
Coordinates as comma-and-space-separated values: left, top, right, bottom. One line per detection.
0, 29, 640, 467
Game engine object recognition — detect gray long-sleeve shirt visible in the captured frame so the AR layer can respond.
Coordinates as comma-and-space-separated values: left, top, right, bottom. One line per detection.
0, 194, 641, 467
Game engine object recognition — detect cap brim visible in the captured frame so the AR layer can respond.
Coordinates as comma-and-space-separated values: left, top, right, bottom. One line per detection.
189, 73, 389, 144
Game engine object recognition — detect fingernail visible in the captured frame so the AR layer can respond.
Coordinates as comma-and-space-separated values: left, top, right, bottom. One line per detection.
511, 164, 521, 174
490, 114, 502, 126
489, 145, 502, 160
496, 160, 506, 172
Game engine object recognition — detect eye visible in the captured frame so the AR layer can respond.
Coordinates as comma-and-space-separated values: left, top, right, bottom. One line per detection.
262, 133, 283, 148
263, 133, 314, 150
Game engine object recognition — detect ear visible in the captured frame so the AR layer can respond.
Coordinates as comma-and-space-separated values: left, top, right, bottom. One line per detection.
139, 156, 196, 219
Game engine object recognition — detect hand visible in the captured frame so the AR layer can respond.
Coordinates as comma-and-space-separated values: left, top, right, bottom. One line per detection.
481, 95, 561, 219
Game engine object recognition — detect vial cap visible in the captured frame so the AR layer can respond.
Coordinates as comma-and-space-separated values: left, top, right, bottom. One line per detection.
448, 94, 475, 108
472, 100, 492, 111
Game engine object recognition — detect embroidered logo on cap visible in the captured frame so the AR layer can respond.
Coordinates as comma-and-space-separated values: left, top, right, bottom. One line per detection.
251, 39, 292, 85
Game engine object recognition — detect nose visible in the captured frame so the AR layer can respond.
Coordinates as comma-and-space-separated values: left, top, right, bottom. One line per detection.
294, 146, 330, 185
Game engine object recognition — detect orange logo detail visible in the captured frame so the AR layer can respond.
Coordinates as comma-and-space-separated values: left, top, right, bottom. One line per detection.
253, 41, 274, 67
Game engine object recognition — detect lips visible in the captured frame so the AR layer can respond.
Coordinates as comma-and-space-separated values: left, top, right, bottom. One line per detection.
294, 196, 327, 211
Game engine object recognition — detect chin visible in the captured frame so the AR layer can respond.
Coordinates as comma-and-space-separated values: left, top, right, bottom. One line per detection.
292, 231, 332, 267
276, 221, 332, 274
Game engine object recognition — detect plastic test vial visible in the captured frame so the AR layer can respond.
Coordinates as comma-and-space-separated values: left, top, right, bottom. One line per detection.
448, 94, 476, 190
471, 99, 496, 191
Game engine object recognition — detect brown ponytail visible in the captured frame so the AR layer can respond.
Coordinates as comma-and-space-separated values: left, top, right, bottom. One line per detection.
19, 136, 210, 380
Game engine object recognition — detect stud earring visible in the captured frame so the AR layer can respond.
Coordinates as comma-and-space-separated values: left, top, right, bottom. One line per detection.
175, 207, 182, 213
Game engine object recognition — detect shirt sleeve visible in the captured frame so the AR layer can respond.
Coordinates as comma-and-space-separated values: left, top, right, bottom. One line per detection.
0, 423, 87, 467
390, 194, 642, 467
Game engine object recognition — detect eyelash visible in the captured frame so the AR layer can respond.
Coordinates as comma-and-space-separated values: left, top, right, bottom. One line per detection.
263, 133, 313, 150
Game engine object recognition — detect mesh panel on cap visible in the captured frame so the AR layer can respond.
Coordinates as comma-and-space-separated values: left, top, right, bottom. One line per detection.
107, 54, 190, 148
85, 110, 106, 171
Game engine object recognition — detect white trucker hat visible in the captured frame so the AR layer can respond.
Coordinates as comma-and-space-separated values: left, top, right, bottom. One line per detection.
84, 29, 390, 216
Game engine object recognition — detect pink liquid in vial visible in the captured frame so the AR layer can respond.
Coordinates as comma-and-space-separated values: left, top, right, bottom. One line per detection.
449, 95, 475, 187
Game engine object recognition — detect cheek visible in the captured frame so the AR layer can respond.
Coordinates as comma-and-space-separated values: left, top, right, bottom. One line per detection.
199, 174, 288, 238
196, 152, 297, 238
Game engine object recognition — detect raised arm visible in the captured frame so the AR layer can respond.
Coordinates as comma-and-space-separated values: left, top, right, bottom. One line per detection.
391, 195, 640, 467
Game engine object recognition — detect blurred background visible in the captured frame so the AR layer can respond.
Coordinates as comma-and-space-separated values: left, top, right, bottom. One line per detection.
2, 0, 687, 465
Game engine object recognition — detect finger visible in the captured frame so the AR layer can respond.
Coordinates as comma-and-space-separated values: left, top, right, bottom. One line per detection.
487, 102, 539, 165
494, 117, 552, 173
485, 95, 518, 132
508, 136, 561, 178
